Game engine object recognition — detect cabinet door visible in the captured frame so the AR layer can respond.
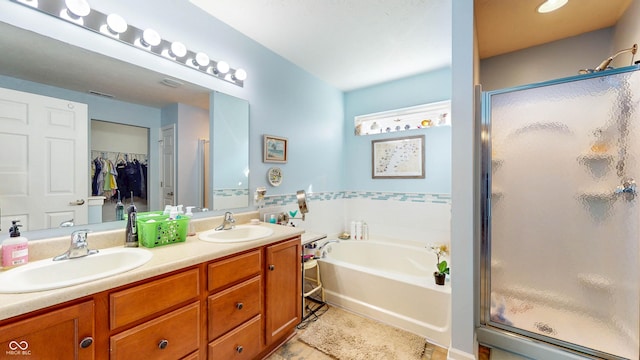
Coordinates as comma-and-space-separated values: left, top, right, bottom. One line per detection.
264, 237, 301, 345
0, 301, 94, 360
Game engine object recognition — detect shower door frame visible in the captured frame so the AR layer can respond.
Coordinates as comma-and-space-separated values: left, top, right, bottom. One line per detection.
477, 65, 640, 360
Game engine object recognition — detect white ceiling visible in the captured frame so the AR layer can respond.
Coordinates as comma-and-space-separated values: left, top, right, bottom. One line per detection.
0, 1, 633, 108
189, 0, 453, 91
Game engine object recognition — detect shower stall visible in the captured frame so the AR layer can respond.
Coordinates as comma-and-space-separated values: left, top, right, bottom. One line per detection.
479, 65, 640, 359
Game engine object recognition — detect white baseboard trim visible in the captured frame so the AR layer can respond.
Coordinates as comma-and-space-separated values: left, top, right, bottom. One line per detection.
448, 347, 476, 360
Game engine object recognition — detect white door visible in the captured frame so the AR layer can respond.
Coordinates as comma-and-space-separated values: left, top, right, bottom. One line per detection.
0, 87, 88, 231
160, 125, 175, 207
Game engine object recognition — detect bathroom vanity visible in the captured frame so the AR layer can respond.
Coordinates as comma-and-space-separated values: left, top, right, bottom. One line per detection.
0, 216, 302, 360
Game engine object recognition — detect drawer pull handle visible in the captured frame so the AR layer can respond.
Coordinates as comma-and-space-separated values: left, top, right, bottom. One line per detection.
79, 337, 93, 349
158, 339, 169, 350
236, 302, 244, 310
236, 345, 244, 353
268, 264, 275, 271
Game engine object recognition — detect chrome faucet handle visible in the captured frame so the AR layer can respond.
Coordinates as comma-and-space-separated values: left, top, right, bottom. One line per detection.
224, 211, 236, 222
53, 229, 98, 261
215, 212, 236, 230
71, 229, 90, 247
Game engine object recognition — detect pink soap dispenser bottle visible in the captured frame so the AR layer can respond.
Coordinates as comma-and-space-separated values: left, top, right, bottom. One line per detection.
2, 220, 29, 269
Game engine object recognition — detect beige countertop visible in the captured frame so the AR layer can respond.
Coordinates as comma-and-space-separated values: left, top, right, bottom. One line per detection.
0, 211, 304, 321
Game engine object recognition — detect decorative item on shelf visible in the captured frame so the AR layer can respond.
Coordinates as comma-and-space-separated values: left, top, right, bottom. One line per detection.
255, 186, 267, 207
267, 167, 283, 186
263, 135, 288, 163
430, 243, 450, 285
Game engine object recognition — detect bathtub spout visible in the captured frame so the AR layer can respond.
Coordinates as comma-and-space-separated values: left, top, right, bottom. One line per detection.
318, 240, 340, 258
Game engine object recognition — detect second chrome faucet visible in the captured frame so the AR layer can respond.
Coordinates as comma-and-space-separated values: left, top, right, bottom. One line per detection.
215, 211, 236, 231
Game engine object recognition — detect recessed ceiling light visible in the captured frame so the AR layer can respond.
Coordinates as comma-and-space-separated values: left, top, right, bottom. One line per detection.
537, 0, 568, 13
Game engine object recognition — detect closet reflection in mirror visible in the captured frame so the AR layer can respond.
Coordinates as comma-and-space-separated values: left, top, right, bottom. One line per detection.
90, 120, 149, 223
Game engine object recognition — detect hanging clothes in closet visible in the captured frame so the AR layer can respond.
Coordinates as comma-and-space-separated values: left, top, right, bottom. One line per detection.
91, 151, 147, 199
91, 154, 118, 198
114, 154, 147, 200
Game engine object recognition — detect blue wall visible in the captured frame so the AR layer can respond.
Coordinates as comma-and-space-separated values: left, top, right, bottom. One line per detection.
1, 0, 452, 209
344, 68, 452, 194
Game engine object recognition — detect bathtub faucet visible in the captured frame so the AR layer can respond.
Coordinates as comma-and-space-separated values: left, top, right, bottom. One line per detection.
318, 239, 340, 258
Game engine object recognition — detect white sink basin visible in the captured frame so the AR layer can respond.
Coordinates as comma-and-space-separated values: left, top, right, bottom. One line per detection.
0, 247, 153, 293
199, 225, 274, 243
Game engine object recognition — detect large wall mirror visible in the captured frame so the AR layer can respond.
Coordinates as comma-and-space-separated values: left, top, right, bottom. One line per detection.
0, 21, 250, 240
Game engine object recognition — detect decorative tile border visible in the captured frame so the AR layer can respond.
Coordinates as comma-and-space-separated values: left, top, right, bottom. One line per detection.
263, 191, 451, 207
213, 188, 249, 197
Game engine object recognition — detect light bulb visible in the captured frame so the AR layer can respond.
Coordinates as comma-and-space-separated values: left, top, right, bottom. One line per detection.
537, 0, 568, 13
65, 0, 90, 18
215, 61, 230, 74
105, 14, 127, 35
233, 68, 247, 81
193, 52, 210, 67
140, 28, 161, 47
169, 42, 187, 58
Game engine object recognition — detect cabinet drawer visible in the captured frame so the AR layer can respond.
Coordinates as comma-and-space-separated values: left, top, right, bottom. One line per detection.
110, 268, 200, 329
208, 276, 261, 341
208, 250, 261, 292
110, 302, 200, 360
208, 315, 261, 360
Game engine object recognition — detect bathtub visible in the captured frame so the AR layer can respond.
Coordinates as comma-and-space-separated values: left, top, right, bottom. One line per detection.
317, 239, 451, 346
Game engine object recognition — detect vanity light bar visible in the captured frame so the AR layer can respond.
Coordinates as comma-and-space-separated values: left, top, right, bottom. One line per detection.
11, 0, 247, 87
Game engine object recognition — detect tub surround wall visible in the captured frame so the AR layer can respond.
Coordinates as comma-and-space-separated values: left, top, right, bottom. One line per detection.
260, 191, 451, 246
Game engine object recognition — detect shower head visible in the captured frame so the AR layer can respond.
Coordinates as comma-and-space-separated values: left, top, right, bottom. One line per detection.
593, 43, 638, 72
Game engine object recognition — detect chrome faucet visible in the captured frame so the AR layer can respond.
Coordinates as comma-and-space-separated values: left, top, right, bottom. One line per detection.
53, 229, 98, 261
215, 211, 236, 231
317, 240, 340, 258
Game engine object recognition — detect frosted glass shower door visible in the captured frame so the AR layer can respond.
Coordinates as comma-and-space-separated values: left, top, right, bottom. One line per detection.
483, 67, 640, 359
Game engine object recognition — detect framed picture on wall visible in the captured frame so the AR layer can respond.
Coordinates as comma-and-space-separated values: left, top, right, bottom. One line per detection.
372, 135, 425, 179
263, 135, 288, 163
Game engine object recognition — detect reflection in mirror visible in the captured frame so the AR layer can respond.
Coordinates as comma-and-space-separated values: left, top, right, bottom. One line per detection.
91, 120, 149, 222
211, 92, 250, 210
0, 21, 249, 240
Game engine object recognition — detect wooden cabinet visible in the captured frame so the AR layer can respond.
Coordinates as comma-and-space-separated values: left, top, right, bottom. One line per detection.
207, 249, 263, 358
110, 302, 200, 360
0, 301, 95, 360
108, 268, 201, 360
0, 235, 302, 360
265, 237, 302, 346
207, 315, 262, 359
109, 269, 200, 330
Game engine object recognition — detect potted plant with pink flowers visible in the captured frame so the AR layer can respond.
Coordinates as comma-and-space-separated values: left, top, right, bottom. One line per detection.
430, 243, 449, 285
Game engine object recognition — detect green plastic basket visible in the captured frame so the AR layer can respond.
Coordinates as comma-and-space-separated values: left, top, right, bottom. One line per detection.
136, 212, 190, 248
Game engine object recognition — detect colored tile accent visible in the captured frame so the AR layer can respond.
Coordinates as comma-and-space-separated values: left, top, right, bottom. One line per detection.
263, 191, 451, 207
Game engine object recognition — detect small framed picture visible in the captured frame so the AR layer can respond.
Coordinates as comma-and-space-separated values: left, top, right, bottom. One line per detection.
263, 135, 288, 163
372, 135, 425, 179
